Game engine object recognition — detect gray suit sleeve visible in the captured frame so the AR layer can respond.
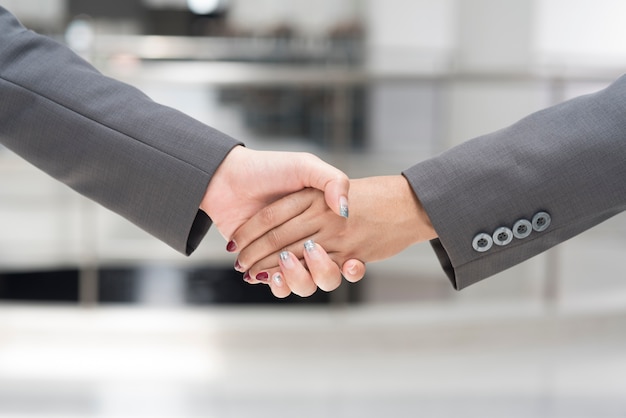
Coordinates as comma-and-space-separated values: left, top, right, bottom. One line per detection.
403, 74, 626, 290
0, 7, 241, 255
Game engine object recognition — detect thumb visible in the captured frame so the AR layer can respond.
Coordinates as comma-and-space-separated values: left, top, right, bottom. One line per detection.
295, 153, 350, 218
324, 176, 350, 218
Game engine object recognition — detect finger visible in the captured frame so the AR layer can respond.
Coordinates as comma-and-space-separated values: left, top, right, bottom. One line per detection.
227, 189, 317, 255
236, 216, 320, 273
243, 268, 293, 298
279, 251, 318, 297
245, 231, 344, 280
236, 190, 335, 273
244, 266, 291, 285
268, 271, 292, 298
245, 238, 305, 279
341, 259, 366, 283
296, 153, 349, 218
324, 177, 350, 218
243, 224, 333, 277
302, 240, 342, 292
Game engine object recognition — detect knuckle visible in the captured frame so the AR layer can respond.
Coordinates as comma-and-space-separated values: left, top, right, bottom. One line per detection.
259, 205, 276, 227
265, 229, 283, 250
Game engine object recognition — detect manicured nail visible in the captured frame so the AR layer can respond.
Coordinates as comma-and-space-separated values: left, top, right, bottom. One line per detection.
243, 272, 251, 282
340, 196, 349, 218
234, 259, 244, 272
256, 272, 269, 282
279, 251, 294, 268
272, 272, 284, 287
226, 240, 237, 252
303, 239, 320, 259
304, 239, 315, 252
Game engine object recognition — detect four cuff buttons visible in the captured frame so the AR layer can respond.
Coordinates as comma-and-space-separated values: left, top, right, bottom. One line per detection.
471, 211, 551, 253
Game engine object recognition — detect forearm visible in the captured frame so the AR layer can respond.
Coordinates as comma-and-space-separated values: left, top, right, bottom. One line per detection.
404, 75, 626, 289
0, 7, 241, 254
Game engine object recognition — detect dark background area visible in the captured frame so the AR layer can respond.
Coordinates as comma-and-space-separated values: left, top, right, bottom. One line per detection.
0, 266, 362, 305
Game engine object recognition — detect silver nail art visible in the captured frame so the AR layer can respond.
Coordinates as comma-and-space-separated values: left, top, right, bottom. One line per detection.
272, 273, 283, 287
340, 197, 349, 218
304, 239, 316, 252
280, 251, 290, 261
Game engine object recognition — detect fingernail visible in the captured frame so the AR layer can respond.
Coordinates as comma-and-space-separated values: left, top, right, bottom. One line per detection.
347, 262, 358, 276
234, 259, 244, 272
340, 196, 349, 218
272, 272, 284, 287
304, 239, 320, 260
243, 272, 251, 282
226, 240, 237, 252
279, 251, 294, 268
256, 272, 269, 282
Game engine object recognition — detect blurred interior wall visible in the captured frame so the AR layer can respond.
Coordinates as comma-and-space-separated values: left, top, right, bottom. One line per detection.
534, 0, 626, 65
365, 0, 455, 73
226, 0, 362, 36
0, 0, 66, 31
141, 0, 362, 36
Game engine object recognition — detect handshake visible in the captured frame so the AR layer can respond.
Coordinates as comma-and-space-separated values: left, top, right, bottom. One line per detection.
201, 146, 436, 298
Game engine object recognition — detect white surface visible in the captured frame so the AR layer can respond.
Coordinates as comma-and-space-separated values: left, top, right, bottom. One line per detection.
0, 303, 625, 417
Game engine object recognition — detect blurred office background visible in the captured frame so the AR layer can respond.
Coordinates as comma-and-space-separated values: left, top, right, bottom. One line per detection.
1, 0, 626, 416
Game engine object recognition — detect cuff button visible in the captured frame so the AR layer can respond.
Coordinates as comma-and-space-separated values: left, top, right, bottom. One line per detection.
513, 219, 532, 239
532, 211, 552, 232
493, 227, 513, 246
472, 233, 493, 252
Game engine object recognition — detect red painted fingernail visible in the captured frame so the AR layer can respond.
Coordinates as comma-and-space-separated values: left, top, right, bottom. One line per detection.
256, 272, 269, 282
243, 272, 251, 282
226, 240, 237, 252
234, 260, 244, 272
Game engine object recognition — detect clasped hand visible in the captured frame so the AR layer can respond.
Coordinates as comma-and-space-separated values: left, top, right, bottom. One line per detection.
202, 146, 434, 298
227, 175, 436, 298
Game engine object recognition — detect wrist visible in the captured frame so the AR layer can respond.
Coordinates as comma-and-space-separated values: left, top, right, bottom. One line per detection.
386, 175, 436, 245
398, 175, 437, 243
347, 175, 435, 262
200, 145, 245, 217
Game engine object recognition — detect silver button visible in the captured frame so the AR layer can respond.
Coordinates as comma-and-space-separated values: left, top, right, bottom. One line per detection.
472, 233, 493, 252
513, 219, 532, 239
493, 227, 513, 246
532, 211, 551, 232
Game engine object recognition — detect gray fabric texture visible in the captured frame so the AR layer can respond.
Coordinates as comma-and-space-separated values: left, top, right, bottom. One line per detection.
0, 7, 241, 255
403, 75, 626, 289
